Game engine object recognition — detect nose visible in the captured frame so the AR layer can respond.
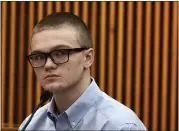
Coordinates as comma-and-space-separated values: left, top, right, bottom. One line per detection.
44, 57, 57, 70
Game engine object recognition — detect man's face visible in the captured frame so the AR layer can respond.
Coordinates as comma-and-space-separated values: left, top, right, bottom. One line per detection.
31, 27, 88, 93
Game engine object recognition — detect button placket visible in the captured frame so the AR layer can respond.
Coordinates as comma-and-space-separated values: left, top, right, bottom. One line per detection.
56, 113, 70, 130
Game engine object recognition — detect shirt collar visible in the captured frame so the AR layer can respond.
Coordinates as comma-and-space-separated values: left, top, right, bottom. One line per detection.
47, 77, 102, 128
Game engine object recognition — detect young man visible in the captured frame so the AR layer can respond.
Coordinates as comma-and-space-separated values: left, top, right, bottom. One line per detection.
19, 12, 146, 130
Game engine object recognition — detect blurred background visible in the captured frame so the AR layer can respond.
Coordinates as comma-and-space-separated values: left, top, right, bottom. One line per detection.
1, 1, 178, 131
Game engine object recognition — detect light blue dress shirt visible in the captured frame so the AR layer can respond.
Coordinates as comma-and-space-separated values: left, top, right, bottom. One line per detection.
19, 78, 147, 130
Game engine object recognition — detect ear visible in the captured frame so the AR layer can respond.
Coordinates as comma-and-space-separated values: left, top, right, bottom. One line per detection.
83, 48, 95, 69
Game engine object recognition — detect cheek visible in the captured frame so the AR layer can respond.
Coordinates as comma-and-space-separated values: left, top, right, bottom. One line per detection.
62, 66, 72, 77
62, 62, 82, 77
34, 69, 43, 80
69, 61, 84, 75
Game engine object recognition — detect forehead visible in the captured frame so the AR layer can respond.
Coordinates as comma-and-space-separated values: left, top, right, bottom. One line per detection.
31, 26, 81, 53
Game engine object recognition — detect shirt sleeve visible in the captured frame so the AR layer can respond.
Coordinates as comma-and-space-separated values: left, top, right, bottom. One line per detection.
18, 115, 31, 131
18, 119, 27, 131
115, 123, 147, 131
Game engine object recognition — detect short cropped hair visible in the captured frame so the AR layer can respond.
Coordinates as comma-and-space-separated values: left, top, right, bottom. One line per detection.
32, 12, 92, 48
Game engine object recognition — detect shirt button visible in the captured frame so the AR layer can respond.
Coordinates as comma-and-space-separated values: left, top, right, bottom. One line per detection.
72, 122, 76, 126
50, 113, 55, 119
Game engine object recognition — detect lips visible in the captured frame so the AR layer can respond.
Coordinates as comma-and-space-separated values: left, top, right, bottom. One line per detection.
44, 74, 60, 79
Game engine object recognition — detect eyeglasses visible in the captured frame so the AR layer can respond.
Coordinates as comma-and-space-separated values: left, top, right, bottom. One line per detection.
27, 48, 88, 68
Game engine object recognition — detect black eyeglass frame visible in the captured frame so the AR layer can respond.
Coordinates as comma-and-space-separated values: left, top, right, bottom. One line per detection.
26, 48, 88, 68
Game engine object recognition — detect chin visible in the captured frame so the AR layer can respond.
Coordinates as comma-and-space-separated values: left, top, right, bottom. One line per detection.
42, 82, 67, 93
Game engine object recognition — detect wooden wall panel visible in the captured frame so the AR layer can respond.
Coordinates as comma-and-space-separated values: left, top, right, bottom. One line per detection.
125, 1, 133, 108
91, 2, 97, 79
1, 2, 178, 131
135, 2, 143, 118
108, 2, 115, 97
2, 1, 7, 126
143, 1, 152, 129
116, 2, 124, 102
161, 2, 170, 130
152, 2, 161, 130
170, 3, 178, 130
99, 2, 106, 92
26, 1, 34, 120
8, 2, 16, 126
18, 1, 25, 124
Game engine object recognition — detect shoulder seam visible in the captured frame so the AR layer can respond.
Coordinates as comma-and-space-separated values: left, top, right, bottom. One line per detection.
92, 96, 118, 129
33, 102, 50, 118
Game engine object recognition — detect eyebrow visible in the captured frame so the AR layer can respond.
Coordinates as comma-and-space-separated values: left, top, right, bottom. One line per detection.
31, 45, 72, 54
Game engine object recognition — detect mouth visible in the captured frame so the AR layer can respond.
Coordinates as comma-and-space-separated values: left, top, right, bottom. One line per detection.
44, 74, 60, 79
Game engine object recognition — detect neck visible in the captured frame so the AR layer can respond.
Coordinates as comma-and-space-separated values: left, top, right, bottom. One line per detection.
53, 73, 91, 114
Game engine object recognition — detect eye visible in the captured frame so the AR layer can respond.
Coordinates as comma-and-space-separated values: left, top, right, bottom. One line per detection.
54, 51, 63, 56
53, 50, 68, 57
29, 54, 45, 60
35, 55, 43, 60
